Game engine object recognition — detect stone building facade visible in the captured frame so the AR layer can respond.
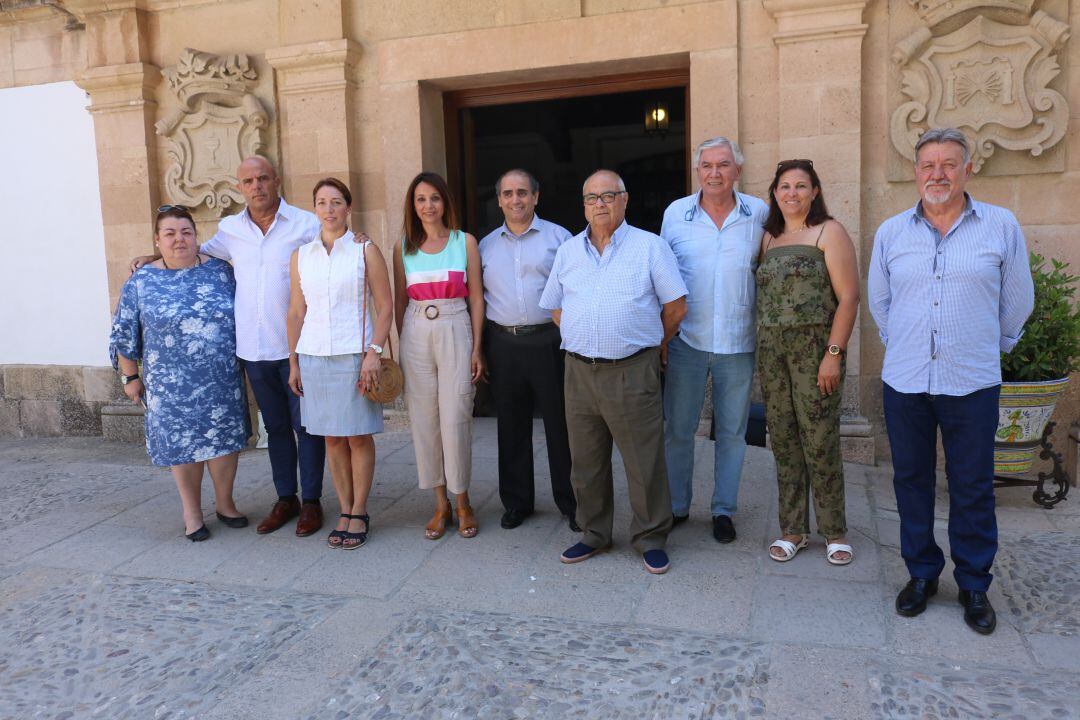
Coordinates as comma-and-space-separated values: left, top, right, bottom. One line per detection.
0, 0, 1077, 465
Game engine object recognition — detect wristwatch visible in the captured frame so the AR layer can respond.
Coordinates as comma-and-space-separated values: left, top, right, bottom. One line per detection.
368, 343, 384, 354
120, 373, 140, 385
827, 344, 843, 356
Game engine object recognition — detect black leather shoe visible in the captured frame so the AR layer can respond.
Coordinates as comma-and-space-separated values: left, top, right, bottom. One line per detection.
958, 590, 997, 635
712, 515, 736, 543
500, 509, 531, 529
672, 514, 689, 527
566, 516, 581, 532
895, 578, 938, 617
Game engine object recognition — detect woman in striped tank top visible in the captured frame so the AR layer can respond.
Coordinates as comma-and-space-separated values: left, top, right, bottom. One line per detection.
392, 172, 486, 540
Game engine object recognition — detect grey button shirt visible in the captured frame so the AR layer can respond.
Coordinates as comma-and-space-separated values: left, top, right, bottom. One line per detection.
479, 214, 572, 326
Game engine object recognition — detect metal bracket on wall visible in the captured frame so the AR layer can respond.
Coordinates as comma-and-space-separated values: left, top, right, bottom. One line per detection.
994, 421, 1070, 509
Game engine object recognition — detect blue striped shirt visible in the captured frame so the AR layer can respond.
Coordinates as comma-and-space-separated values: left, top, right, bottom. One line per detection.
661, 191, 768, 354
868, 196, 1034, 395
539, 221, 688, 359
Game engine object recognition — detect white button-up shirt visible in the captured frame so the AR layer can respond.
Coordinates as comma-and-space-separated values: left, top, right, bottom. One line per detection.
295, 231, 372, 357
868, 196, 1034, 395
539, 221, 687, 360
200, 199, 320, 361
479, 214, 571, 326
661, 191, 768, 355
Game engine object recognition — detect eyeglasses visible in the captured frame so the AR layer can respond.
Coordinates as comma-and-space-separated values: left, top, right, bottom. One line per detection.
776, 159, 814, 168
583, 191, 627, 206
157, 204, 191, 214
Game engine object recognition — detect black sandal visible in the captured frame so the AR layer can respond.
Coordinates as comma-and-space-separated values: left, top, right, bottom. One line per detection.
342, 514, 370, 551
327, 513, 350, 549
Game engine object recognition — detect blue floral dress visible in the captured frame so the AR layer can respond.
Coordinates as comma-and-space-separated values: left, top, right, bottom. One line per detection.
109, 257, 251, 466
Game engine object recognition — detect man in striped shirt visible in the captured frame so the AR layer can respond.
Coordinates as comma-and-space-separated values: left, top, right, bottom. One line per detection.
868, 127, 1034, 635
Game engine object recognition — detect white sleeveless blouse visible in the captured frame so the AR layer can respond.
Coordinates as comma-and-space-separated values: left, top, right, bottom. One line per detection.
295, 230, 372, 356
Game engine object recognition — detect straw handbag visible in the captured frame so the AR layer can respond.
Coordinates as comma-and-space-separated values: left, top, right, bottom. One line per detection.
358, 243, 403, 404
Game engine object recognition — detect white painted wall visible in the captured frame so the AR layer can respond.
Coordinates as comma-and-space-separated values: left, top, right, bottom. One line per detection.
0, 81, 110, 366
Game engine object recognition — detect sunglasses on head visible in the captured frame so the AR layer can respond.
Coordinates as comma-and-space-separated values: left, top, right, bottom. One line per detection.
777, 159, 814, 169
157, 204, 191, 214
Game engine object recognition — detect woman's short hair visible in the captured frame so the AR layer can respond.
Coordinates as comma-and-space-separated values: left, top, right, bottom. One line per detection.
402, 172, 460, 255
154, 205, 196, 235
312, 176, 352, 206
762, 159, 833, 238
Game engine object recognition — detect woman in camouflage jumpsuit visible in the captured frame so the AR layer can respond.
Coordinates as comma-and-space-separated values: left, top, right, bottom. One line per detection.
756, 160, 860, 565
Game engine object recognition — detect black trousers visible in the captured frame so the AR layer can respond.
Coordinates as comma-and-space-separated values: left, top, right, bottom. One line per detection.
484, 321, 575, 517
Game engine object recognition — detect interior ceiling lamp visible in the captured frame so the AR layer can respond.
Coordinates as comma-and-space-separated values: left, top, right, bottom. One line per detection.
645, 100, 669, 137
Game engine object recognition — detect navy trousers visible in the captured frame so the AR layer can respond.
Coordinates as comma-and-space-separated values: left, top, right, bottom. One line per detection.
882, 383, 1000, 591
245, 358, 325, 501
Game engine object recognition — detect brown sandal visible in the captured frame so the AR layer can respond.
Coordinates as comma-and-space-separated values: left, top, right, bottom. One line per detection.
425, 506, 453, 540
456, 504, 478, 538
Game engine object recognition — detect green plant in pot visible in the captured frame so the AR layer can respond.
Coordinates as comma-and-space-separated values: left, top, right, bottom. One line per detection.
995, 253, 1080, 474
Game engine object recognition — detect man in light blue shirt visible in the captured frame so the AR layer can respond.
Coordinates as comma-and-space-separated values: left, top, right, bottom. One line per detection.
661, 137, 768, 544
540, 169, 687, 575
869, 127, 1034, 636
479, 169, 577, 532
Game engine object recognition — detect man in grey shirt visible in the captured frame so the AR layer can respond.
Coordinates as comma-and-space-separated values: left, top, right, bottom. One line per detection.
479, 169, 578, 532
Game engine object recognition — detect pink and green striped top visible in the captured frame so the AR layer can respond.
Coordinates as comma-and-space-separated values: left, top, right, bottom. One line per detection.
402, 229, 469, 300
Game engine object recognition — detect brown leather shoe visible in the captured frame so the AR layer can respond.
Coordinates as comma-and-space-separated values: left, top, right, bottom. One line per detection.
256, 497, 300, 535
295, 502, 324, 537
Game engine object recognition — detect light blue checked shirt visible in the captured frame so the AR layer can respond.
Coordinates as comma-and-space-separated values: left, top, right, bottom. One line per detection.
479, 214, 571, 326
868, 196, 1034, 396
661, 191, 768, 354
540, 221, 688, 360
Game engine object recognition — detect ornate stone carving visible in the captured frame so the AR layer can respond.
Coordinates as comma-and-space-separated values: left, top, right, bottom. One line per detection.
908, 0, 1034, 27
890, 8, 1069, 173
154, 49, 269, 215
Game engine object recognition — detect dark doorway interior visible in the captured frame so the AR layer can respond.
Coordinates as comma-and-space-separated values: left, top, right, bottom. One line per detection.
448, 84, 688, 239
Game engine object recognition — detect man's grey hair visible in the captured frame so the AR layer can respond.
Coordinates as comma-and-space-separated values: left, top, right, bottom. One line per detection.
582, 169, 627, 194
693, 137, 744, 168
495, 168, 540, 196
914, 128, 971, 165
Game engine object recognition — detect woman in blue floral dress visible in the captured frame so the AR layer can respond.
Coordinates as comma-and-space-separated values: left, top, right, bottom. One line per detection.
110, 206, 251, 541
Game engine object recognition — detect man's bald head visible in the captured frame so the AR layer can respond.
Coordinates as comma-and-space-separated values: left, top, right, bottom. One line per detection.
236, 156, 281, 215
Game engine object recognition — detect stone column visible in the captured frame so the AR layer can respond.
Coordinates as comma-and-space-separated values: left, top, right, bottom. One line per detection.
763, 0, 873, 463
265, 38, 362, 222
70, 5, 160, 309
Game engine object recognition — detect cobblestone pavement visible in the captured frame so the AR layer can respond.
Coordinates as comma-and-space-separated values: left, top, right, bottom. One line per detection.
1, 420, 1078, 719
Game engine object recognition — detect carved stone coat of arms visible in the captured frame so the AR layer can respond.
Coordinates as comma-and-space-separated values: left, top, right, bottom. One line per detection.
891, 6, 1070, 173
155, 49, 270, 216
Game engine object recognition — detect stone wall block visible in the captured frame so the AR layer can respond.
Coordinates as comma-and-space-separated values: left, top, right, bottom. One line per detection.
60, 400, 104, 436
777, 85, 821, 139
1015, 174, 1080, 226
819, 85, 860, 133
0, 27, 15, 88
688, 47, 739, 166
4, 365, 83, 401
19, 399, 62, 436
0, 400, 20, 438
83, 367, 121, 403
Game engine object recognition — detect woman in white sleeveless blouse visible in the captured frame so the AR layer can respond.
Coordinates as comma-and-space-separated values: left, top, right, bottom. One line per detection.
287, 178, 393, 550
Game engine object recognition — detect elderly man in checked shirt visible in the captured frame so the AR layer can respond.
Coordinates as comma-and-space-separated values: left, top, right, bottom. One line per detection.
869, 128, 1033, 636
540, 169, 687, 575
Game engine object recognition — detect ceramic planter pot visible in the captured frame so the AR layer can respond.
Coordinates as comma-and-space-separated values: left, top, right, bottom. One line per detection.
994, 377, 1070, 474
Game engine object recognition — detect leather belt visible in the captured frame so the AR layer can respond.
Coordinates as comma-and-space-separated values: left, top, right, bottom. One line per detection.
567, 347, 652, 365
489, 321, 555, 336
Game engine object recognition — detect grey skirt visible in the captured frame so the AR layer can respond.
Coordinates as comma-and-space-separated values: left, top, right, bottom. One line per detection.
298, 353, 384, 437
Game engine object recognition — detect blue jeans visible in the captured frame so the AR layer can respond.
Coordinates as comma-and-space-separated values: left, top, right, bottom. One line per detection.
663, 334, 753, 517
883, 383, 999, 591
245, 358, 325, 501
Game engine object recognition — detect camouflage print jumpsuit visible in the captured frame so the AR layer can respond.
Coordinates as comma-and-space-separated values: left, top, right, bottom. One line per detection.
755, 232, 847, 539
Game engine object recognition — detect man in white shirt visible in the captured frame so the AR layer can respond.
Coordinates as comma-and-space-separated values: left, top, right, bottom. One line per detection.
200, 157, 327, 537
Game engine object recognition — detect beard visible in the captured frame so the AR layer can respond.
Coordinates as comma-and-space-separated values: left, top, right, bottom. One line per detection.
921, 184, 953, 205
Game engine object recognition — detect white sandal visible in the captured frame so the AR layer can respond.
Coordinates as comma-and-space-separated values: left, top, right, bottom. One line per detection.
769, 536, 808, 562
826, 542, 854, 566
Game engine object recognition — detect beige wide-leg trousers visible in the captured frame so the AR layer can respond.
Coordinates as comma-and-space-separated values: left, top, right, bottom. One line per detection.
400, 298, 475, 493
